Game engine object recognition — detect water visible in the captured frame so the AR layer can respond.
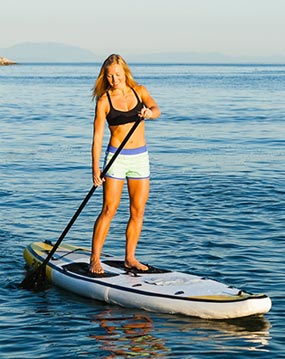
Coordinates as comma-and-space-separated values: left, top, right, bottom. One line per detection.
0, 62, 284, 358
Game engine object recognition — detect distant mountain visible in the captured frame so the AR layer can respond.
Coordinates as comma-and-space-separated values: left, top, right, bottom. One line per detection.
0, 42, 96, 62
0, 42, 284, 63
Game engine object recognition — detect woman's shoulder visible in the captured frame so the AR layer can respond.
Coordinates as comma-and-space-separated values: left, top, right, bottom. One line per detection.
96, 92, 109, 113
97, 92, 109, 105
98, 91, 109, 100
133, 84, 150, 102
133, 84, 146, 91
133, 84, 148, 97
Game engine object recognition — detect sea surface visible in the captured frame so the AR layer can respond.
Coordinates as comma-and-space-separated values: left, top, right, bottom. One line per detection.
0, 62, 284, 358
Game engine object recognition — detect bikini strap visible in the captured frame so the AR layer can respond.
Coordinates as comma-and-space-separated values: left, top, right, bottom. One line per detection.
106, 88, 141, 109
131, 88, 142, 103
106, 91, 113, 108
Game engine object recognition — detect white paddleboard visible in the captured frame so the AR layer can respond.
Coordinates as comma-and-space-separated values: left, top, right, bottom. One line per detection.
23, 241, 272, 319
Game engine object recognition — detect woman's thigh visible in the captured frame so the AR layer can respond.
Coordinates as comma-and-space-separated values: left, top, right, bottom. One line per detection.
127, 178, 150, 213
103, 177, 125, 211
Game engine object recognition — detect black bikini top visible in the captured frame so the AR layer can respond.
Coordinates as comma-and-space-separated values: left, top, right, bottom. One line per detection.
106, 88, 144, 126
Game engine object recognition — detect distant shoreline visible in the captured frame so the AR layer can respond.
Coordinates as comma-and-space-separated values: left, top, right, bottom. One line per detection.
2, 42, 285, 65
0, 57, 16, 65
7, 61, 285, 66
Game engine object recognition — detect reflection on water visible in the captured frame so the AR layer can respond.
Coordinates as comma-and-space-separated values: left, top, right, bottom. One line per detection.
166, 315, 272, 354
90, 311, 169, 358
88, 307, 271, 358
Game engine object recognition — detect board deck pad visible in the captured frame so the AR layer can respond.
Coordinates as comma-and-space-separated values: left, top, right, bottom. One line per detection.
63, 262, 119, 278
103, 260, 171, 274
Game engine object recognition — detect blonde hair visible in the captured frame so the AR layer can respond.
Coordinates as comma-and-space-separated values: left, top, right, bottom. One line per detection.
92, 54, 138, 100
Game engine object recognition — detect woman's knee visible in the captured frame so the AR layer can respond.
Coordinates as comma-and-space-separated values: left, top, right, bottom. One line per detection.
101, 204, 118, 219
130, 205, 145, 221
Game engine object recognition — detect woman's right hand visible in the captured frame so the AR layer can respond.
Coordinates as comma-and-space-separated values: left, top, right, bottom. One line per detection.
93, 167, 104, 186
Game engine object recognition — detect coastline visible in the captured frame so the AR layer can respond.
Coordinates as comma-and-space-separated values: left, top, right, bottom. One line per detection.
0, 56, 16, 65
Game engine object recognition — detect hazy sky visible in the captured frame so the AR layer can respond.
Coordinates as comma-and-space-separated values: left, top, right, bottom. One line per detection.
1, 0, 284, 57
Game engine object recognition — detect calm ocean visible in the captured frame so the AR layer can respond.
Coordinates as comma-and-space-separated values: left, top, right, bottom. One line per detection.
0, 62, 284, 358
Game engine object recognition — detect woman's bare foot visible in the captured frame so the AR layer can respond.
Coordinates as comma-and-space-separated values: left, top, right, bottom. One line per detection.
125, 258, 148, 271
89, 258, 104, 274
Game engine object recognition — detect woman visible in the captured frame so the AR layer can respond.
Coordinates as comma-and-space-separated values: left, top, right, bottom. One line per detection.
90, 54, 160, 274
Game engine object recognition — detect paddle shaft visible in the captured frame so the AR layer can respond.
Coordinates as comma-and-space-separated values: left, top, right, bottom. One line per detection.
41, 117, 143, 266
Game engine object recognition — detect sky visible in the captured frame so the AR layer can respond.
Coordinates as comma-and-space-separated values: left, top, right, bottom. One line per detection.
1, 0, 285, 58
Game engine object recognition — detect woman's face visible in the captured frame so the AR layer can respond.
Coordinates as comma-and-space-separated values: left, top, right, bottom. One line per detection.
106, 64, 126, 89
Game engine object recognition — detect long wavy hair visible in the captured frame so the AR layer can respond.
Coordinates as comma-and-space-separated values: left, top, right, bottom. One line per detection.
92, 54, 138, 101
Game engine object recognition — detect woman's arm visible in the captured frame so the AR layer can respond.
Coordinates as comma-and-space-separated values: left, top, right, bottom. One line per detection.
92, 96, 108, 186
138, 85, 161, 119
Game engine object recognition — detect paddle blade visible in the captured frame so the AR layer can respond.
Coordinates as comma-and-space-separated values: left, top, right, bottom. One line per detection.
20, 265, 50, 291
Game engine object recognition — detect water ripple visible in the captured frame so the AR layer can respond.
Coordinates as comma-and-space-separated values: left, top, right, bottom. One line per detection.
1, 63, 284, 358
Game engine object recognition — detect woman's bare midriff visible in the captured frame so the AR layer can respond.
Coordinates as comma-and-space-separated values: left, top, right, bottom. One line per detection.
108, 121, 146, 149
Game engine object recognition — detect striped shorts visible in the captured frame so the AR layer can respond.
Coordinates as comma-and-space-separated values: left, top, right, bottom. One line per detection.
103, 145, 150, 180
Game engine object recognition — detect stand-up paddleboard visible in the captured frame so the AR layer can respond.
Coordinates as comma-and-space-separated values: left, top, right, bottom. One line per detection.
23, 241, 271, 319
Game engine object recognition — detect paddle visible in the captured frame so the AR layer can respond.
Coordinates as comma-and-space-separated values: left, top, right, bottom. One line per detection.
21, 116, 143, 291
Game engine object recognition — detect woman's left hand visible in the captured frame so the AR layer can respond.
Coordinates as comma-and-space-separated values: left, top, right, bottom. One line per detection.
139, 107, 153, 119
